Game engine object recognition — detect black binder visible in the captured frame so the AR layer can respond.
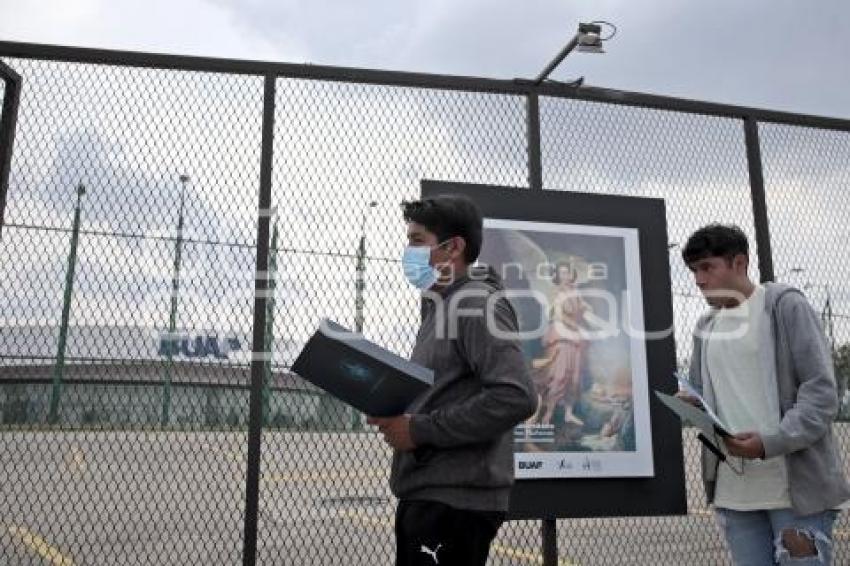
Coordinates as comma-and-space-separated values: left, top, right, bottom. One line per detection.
292, 319, 434, 417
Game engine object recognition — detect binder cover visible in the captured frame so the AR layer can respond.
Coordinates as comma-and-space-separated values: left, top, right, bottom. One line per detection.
292, 319, 434, 417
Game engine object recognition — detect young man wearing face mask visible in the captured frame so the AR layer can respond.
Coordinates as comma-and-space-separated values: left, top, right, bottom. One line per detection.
678, 223, 849, 565
368, 195, 537, 566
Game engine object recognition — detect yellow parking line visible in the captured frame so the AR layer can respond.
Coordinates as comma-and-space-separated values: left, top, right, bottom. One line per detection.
491, 542, 578, 566
341, 510, 578, 565
8, 526, 77, 566
341, 509, 394, 529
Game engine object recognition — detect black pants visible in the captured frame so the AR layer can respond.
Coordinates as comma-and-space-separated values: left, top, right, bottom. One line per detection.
395, 499, 505, 566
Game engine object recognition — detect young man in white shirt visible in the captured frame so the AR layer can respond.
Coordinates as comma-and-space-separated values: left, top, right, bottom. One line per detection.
679, 223, 849, 565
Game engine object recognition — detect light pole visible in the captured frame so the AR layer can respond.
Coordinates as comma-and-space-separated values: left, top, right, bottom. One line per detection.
49, 183, 85, 424
162, 173, 190, 426
355, 201, 378, 334
776, 268, 835, 356
804, 281, 835, 352
352, 200, 378, 430
666, 243, 705, 300
263, 222, 280, 427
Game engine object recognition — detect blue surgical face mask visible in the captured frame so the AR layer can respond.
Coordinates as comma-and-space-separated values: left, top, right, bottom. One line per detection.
402, 240, 450, 290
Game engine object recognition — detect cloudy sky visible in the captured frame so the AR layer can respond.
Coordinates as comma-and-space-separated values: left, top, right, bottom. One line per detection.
0, 0, 848, 355
1, 0, 849, 119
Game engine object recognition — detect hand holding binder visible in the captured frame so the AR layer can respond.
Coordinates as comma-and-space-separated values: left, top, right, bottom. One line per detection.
292, 319, 434, 417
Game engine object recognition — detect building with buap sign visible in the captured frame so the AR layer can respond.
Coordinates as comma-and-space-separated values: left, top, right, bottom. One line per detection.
0, 325, 348, 429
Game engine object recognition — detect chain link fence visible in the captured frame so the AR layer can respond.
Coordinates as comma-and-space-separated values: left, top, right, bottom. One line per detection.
1, 43, 849, 565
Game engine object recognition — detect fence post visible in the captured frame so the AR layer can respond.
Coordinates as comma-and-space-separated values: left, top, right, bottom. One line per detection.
526, 92, 544, 191
526, 89, 559, 564
242, 72, 276, 566
743, 117, 775, 283
0, 60, 22, 242
542, 518, 558, 566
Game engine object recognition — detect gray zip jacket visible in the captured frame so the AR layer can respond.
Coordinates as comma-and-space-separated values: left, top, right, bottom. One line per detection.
689, 282, 850, 515
390, 265, 537, 512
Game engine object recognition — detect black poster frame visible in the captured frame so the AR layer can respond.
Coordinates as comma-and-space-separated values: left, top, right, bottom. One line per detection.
421, 179, 687, 520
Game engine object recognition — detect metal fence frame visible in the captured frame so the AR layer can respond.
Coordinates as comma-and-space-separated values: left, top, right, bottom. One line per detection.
0, 58, 22, 242
2, 40, 850, 566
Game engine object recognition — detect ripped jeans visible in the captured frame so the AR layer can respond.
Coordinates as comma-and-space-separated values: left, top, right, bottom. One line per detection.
716, 507, 839, 565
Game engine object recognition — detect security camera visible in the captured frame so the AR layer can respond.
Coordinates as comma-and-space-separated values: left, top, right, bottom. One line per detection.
577, 23, 604, 53
578, 22, 603, 35
529, 20, 614, 85
578, 31, 601, 46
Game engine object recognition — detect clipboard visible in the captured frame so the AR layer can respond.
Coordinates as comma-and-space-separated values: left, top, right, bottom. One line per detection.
655, 391, 731, 438
655, 390, 732, 462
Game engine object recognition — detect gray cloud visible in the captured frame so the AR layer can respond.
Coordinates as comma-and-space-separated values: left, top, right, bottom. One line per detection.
1, 1, 848, 348
208, 0, 850, 119
3, 0, 847, 117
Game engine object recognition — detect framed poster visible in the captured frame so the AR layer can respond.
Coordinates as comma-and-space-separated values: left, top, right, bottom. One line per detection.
483, 218, 653, 479
421, 180, 686, 519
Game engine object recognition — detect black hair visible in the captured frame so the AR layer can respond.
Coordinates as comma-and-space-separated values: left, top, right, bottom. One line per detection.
682, 223, 749, 265
401, 195, 482, 263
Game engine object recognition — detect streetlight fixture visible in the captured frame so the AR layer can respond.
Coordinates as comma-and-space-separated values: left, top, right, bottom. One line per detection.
532, 21, 617, 86
352, 200, 378, 431
776, 266, 805, 281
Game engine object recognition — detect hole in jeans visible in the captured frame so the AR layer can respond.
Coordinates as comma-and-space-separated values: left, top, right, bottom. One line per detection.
774, 528, 831, 563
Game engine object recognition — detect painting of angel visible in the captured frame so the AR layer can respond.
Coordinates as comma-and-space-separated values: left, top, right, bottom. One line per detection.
478, 218, 654, 478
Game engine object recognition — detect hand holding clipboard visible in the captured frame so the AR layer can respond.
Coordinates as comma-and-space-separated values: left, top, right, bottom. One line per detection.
656, 372, 732, 462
